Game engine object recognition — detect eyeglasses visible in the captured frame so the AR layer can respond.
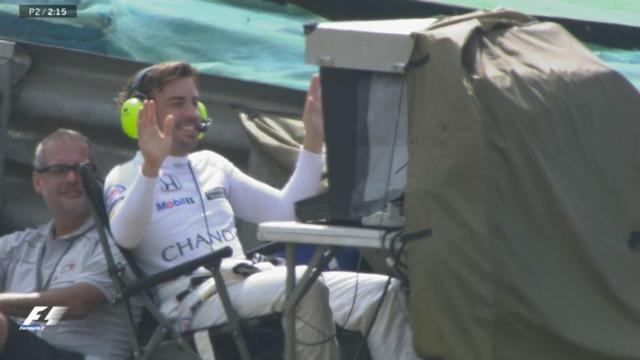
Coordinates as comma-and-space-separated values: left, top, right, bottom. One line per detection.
35, 162, 97, 177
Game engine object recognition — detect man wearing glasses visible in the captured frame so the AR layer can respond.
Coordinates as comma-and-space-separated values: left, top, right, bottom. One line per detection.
0, 129, 130, 359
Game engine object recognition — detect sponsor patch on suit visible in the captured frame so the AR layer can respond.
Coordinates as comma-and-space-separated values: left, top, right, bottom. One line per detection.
205, 187, 227, 201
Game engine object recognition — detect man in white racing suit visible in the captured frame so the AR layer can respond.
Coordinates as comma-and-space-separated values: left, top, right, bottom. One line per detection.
105, 61, 419, 360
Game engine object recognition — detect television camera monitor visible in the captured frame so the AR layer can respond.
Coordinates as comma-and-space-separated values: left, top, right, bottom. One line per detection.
295, 68, 408, 224
295, 18, 435, 225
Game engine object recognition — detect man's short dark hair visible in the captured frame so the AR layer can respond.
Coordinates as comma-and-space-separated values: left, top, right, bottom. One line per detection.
114, 61, 199, 107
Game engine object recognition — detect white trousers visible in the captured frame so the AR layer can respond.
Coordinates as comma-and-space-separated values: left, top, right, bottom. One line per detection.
323, 271, 421, 360
157, 264, 420, 360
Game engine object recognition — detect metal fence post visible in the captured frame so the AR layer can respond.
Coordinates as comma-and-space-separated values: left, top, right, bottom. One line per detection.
0, 40, 15, 231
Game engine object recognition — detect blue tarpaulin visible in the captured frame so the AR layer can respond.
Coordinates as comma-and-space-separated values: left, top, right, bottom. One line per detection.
0, 0, 638, 91
0, 0, 321, 90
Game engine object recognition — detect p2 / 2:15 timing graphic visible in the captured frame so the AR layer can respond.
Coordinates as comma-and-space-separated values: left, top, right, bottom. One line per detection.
19, 5, 77, 18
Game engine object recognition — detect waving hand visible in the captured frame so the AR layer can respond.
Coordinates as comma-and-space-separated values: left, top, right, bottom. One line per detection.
137, 100, 175, 177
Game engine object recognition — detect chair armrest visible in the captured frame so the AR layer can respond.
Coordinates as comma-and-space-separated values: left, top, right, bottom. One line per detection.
122, 246, 233, 297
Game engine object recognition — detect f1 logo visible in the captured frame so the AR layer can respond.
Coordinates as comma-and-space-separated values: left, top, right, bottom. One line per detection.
20, 306, 68, 330
158, 174, 182, 192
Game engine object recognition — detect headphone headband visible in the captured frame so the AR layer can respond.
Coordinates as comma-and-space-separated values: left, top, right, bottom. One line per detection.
129, 65, 154, 99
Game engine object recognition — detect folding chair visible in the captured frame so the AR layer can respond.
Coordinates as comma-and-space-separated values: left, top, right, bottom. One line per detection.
79, 164, 283, 360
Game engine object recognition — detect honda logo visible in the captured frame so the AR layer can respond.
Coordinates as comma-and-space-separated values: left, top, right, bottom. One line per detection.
158, 174, 182, 192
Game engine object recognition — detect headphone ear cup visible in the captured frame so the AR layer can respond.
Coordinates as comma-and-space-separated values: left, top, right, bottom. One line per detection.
121, 97, 144, 139
197, 101, 208, 120
197, 101, 208, 140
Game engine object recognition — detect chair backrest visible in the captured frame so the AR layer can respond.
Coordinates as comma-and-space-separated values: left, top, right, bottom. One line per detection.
79, 165, 147, 277
78, 164, 152, 358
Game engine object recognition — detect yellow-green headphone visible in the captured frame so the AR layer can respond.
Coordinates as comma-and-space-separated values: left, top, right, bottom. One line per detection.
120, 66, 211, 139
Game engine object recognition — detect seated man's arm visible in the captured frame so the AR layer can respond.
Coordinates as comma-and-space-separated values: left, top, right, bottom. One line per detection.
0, 229, 120, 321
230, 75, 324, 223
104, 164, 156, 249
0, 284, 104, 319
228, 148, 324, 223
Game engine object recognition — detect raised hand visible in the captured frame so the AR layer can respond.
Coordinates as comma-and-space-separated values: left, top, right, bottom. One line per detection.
302, 74, 324, 154
137, 100, 175, 177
